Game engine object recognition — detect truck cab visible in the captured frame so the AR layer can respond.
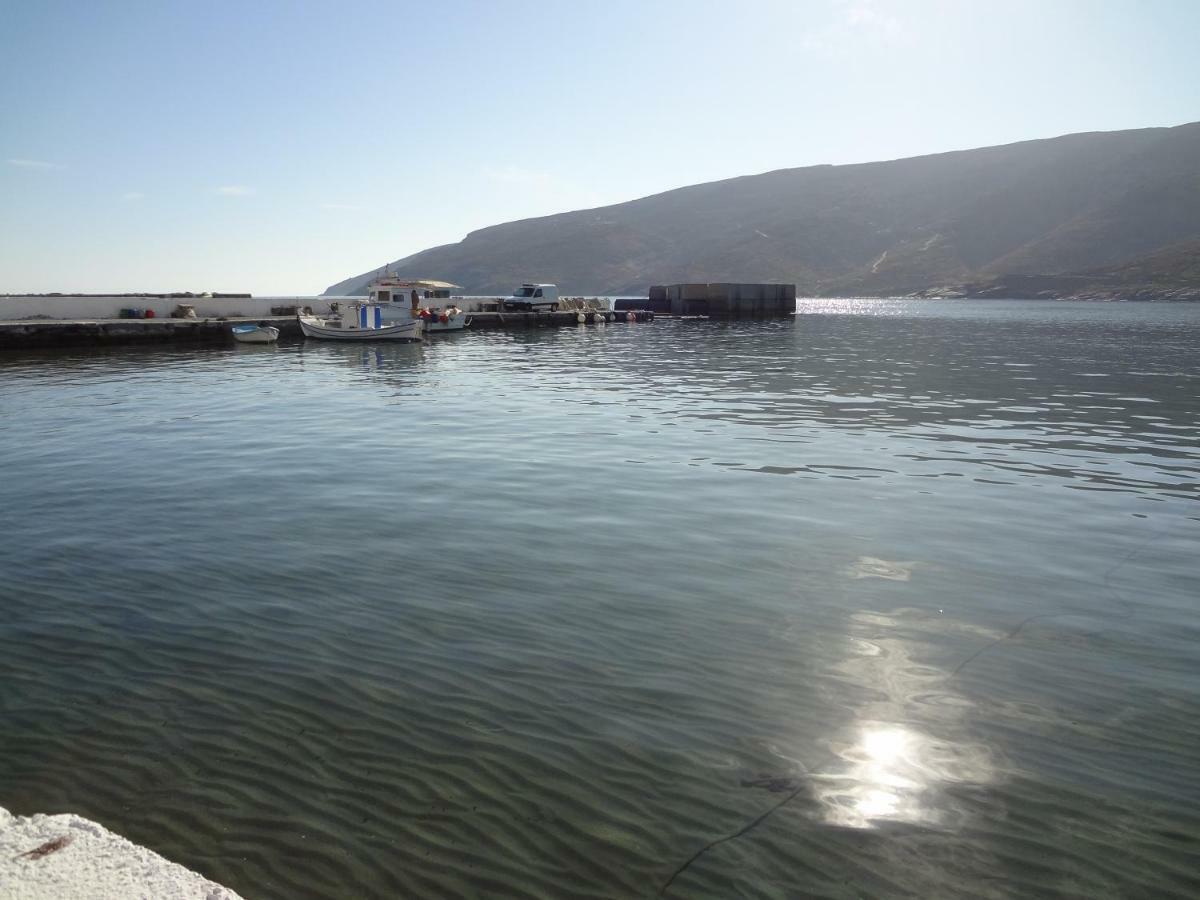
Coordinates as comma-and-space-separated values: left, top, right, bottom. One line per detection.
506, 283, 559, 311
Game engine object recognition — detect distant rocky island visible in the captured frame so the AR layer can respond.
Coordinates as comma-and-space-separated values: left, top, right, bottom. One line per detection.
326, 122, 1200, 301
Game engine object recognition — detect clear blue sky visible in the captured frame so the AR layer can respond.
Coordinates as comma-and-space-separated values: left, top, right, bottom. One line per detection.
2, 0, 1197, 295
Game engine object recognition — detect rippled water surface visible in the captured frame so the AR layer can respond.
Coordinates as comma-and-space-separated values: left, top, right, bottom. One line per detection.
2, 299, 1198, 899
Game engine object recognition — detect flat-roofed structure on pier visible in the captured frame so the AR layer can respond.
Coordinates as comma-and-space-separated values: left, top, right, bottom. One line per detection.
647, 283, 796, 317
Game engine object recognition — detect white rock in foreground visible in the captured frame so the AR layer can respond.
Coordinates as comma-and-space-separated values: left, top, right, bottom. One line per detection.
0, 806, 245, 900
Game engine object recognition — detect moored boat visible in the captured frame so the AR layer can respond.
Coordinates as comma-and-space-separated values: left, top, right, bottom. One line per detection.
298, 302, 423, 341
368, 275, 468, 332
232, 323, 280, 344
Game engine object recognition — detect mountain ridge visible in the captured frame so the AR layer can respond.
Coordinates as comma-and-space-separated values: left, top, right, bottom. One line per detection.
324, 122, 1200, 299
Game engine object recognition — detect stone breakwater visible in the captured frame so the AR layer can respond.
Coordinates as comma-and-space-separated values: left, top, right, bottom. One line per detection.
0, 317, 297, 349
0, 806, 245, 900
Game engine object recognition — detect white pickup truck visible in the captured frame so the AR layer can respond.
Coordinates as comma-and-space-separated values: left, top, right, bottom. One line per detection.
505, 283, 559, 311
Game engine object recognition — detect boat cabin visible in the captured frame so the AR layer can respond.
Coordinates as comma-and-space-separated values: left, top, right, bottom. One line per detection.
368, 277, 459, 308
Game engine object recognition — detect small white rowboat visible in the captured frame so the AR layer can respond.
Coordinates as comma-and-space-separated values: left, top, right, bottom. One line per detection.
232, 324, 280, 344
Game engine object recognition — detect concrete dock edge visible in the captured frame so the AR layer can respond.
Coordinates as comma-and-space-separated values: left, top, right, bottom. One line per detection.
0, 806, 246, 900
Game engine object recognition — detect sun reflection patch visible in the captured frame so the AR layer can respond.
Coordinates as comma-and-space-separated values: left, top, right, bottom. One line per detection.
846, 557, 917, 581
862, 726, 911, 763
816, 609, 996, 830
856, 788, 901, 819
819, 723, 932, 828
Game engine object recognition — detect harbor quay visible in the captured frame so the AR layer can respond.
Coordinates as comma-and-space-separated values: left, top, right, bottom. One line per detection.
0, 309, 654, 350
0, 282, 794, 349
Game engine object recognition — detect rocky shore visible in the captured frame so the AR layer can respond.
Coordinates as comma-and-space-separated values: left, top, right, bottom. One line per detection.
911, 274, 1200, 302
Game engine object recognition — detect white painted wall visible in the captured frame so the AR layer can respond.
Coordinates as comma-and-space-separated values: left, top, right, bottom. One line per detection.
0, 295, 342, 320
0, 293, 616, 320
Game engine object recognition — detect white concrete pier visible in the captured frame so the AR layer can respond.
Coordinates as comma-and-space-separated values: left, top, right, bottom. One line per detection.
0, 806, 245, 900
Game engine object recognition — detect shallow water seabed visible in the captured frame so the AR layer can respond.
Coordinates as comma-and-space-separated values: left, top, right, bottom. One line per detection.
1, 299, 1198, 899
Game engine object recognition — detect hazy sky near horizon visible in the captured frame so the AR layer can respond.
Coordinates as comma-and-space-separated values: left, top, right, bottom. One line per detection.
2, 0, 1198, 295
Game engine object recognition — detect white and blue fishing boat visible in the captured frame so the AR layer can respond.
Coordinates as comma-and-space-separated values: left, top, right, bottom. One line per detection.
297, 302, 423, 342
231, 323, 280, 344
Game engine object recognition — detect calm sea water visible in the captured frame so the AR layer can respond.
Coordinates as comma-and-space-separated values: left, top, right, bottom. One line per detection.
1, 299, 1197, 899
